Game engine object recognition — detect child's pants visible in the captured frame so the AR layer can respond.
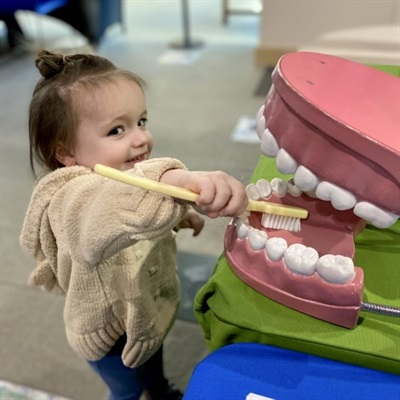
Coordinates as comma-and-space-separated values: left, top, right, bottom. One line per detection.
88, 334, 167, 400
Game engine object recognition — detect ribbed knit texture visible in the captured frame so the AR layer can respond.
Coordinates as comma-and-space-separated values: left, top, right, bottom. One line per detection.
20, 158, 189, 367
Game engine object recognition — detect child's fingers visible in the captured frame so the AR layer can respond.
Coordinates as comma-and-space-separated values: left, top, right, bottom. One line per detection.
195, 175, 248, 217
195, 175, 230, 206
218, 190, 249, 217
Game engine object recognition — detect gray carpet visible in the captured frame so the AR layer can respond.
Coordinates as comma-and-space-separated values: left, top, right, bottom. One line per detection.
0, 2, 264, 398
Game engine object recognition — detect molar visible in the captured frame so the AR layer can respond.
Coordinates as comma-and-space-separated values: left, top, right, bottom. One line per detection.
354, 201, 399, 229
294, 166, 319, 192
248, 228, 268, 251
236, 218, 250, 239
276, 149, 298, 174
287, 178, 302, 197
316, 254, 355, 284
316, 181, 356, 210
256, 105, 265, 139
260, 128, 279, 157
256, 179, 272, 198
271, 178, 288, 197
284, 243, 319, 276
265, 237, 287, 261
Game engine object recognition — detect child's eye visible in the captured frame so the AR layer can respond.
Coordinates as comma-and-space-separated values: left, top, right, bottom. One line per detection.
108, 126, 124, 136
138, 118, 148, 127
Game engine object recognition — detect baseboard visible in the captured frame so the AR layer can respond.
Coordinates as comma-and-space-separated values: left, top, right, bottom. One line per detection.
255, 45, 296, 67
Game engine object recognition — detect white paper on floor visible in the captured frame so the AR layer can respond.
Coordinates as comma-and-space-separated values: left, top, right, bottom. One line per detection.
0, 380, 71, 400
231, 115, 260, 144
158, 49, 202, 65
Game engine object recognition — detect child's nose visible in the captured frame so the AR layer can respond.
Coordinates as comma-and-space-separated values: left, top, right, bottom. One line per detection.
131, 130, 148, 147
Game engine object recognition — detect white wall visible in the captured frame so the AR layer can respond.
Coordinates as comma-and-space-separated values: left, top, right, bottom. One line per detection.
256, 0, 400, 66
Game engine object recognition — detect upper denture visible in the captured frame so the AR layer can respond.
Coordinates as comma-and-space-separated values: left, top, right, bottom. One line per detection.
263, 52, 400, 215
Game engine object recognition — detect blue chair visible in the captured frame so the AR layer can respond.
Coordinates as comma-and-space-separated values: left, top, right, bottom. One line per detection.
0, 0, 122, 47
0, 0, 70, 49
0, 1, 68, 16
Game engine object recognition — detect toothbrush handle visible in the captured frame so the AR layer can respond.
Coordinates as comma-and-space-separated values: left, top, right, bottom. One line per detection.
94, 164, 308, 219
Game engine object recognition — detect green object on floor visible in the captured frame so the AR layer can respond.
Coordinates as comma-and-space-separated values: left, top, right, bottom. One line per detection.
194, 155, 400, 375
370, 64, 400, 77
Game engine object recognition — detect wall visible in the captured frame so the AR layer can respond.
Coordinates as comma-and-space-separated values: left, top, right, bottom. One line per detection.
256, 0, 400, 67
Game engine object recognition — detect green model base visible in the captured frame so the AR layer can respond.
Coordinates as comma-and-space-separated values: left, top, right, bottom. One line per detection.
194, 155, 400, 375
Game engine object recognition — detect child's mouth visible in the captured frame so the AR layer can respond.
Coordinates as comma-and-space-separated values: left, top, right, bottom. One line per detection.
125, 154, 147, 167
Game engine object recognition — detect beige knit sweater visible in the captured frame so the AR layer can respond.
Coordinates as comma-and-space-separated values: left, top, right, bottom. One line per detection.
20, 158, 189, 368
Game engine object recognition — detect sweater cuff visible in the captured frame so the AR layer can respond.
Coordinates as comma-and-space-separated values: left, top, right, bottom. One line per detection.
128, 158, 187, 182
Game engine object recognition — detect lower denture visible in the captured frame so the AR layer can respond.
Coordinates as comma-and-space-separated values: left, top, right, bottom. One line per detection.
225, 223, 364, 329
226, 192, 366, 328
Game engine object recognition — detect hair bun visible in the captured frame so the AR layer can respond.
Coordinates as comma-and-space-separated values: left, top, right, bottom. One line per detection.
35, 49, 68, 79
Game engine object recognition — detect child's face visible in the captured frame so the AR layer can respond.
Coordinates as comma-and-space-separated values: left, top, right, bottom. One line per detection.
61, 78, 153, 171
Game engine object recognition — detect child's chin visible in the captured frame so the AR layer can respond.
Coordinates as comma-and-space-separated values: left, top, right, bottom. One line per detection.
123, 161, 139, 170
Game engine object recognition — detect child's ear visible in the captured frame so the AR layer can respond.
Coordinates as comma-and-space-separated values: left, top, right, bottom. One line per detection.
56, 145, 76, 167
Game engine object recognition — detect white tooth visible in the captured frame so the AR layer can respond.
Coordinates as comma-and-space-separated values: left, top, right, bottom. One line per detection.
316, 181, 356, 210
284, 243, 319, 276
256, 179, 272, 199
260, 128, 279, 157
266, 237, 287, 261
276, 149, 298, 174
236, 218, 250, 239
354, 202, 399, 229
316, 254, 355, 284
248, 228, 268, 251
294, 166, 319, 192
287, 178, 302, 197
246, 183, 260, 200
271, 178, 288, 197
256, 105, 265, 139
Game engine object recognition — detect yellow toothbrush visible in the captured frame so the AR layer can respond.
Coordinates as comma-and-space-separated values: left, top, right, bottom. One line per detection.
94, 164, 308, 227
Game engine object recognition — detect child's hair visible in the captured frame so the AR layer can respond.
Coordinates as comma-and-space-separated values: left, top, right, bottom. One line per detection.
29, 49, 145, 176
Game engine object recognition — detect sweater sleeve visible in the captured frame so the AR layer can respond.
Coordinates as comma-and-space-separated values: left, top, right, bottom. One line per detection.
49, 158, 189, 266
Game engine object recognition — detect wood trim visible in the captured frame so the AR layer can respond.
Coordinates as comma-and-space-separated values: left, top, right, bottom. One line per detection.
255, 45, 296, 67
223, 0, 261, 24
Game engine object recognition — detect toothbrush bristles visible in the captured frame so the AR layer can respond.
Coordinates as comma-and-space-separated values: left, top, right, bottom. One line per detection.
262, 214, 301, 232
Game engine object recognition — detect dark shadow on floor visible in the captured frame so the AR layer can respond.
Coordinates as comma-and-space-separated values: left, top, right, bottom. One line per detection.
177, 251, 218, 322
254, 67, 274, 97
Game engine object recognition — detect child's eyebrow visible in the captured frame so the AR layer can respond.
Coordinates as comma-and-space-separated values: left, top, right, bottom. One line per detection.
106, 109, 147, 125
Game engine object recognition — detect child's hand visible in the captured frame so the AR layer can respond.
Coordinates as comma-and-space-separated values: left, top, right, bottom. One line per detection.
176, 210, 205, 236
161, 169, 248, 219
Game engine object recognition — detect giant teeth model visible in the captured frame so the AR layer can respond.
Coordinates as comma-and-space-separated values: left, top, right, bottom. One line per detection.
224, 52, 400, 328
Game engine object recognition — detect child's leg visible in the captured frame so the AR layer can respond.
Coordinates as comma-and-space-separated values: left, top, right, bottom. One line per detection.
142, 345, 183, 400
88, 335, 145, 400
141, 345, 168, 392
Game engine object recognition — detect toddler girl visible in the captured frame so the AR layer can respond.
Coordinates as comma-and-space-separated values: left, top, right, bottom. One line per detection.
20, 50, 248, 400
